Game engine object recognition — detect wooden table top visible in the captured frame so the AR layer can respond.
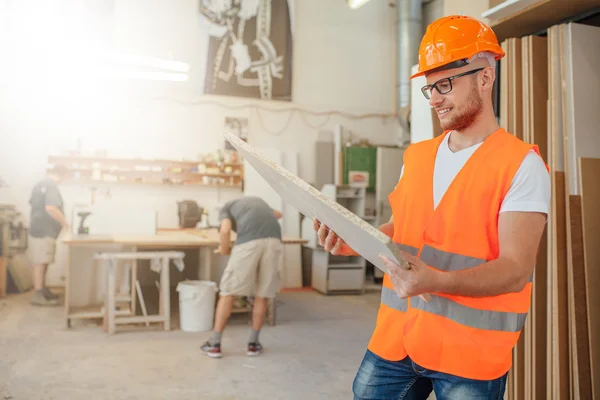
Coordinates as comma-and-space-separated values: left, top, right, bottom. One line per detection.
62, 228, 308, 247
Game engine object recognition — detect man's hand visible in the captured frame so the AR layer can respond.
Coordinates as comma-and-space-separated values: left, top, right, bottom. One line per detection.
313, 219, 357, 256
379, 251, 441, 299
214, 245, 231, 256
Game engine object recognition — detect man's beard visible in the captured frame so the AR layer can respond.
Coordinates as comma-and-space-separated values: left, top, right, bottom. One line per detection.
440, 87, 483, 132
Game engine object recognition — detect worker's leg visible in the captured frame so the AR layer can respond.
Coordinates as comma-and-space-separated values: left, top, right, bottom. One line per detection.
249, 238, 283, 356
212, 294, 233, 334
28, 236, 59, 306
428, 366, 507, 399
251, 296, 268, 332
201, 240, 261, 358
33, 263, 46, 290
352, 350, 432, 400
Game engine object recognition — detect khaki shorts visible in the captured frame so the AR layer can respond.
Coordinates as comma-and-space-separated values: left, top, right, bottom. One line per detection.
28, 236, 57, 265
219, 237, 283, 298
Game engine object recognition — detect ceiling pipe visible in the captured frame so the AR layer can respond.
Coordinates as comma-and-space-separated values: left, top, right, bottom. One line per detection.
395, 0, 423, 132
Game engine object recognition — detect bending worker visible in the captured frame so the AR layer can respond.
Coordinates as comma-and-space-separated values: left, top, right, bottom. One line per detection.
314, 15, 550, 399
201, 196, 283, 359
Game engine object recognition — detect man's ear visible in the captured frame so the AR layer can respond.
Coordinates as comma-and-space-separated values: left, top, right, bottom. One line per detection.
480, 67, 495, 91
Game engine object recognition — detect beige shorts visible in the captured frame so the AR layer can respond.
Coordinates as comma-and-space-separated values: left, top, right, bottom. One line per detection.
219, 237, 283, 298
28, 236, 57, 265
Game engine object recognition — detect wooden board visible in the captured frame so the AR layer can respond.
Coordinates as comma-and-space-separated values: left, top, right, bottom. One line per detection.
509, 37, 525, 400
560, 22, 593, 399
521, 36, 533, 400
579, 157, 600, 400
546, 31, 554, 400
510, 38, 524, 141
499, 39, 510, 131
563, 23, 600, 196
548, 24, 570, 400
527, 34, 549, 400
223, 132, 412, 276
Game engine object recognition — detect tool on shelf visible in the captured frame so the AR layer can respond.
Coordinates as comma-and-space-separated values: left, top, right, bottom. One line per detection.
77, 211, 92, 235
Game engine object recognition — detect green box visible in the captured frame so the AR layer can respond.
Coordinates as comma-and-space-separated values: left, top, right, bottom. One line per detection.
343, 146, 377, 192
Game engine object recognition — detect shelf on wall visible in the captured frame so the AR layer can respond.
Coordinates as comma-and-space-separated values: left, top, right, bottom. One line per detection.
59, 178, 243, 189
48, 155, 242, 168
483, 0, 600, 41
47, 154, 244, 189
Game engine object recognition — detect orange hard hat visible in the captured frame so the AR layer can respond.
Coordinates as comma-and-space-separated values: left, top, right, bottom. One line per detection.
410, 15, 505, 79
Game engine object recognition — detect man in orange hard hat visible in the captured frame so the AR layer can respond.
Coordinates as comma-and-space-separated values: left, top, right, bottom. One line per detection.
314, 15, 550, 399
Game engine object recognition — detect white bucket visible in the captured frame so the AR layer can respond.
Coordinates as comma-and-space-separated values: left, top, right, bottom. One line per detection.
176, 280, 219, 333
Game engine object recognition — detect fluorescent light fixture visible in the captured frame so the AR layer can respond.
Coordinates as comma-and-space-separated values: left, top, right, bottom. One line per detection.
97, 69, 189, 82
347, 0, 373, 9
98, 52, 191, 73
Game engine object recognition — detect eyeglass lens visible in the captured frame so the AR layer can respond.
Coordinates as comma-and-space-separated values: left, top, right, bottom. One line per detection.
420, 68, 484, 100
421, 79, 452, 100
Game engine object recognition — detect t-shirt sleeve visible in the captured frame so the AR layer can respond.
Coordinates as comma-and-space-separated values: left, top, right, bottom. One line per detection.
218, 202, 233, 222
43, 182, 63, 207
499, 150, 550, 214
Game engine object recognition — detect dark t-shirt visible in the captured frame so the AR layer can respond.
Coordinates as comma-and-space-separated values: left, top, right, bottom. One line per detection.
29, 178, 64, 239
218, 196, 282, 246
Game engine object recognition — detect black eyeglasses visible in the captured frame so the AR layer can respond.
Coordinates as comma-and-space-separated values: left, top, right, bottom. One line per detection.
421, 68, 484, 100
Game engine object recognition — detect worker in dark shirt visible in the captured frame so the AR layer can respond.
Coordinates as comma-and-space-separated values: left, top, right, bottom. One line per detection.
28, 164, 70, 306
201, 196, 283, 358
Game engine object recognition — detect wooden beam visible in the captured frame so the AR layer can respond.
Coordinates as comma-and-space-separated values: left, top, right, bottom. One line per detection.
483, 0, 600, 42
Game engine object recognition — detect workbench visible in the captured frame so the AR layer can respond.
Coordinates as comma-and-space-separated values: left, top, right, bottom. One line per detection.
62, 228, 307, 329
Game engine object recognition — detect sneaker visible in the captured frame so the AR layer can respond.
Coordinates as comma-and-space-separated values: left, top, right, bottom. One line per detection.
200, 341, 222, 358
42, 287, 59, 300
30, 290, 59, 306
247, 342, 263, 357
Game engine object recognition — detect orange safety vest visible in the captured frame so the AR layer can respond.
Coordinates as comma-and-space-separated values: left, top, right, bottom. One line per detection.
367, 128, 548, 380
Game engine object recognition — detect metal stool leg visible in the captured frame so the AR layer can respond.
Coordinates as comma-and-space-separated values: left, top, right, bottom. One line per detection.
161, 257, 171, 331
107, 259, 117, 335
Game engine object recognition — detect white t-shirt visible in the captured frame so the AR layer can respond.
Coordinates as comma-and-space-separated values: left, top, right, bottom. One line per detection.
398, 132, 550, 214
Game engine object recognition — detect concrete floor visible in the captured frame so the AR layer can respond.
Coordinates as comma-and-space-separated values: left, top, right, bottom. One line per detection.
0, 286, 386, 400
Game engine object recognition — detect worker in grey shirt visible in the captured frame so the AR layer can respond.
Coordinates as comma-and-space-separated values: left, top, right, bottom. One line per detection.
201, 196, 283, 358
28, 165, 70, 306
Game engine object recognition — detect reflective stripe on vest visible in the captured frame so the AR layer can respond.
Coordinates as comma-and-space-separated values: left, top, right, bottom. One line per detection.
380, 243, 416, 312
381, 286, 407, 312
421, 244, 533, 282
420, 244, 485, 271
410, 295, 527, 332
383, 243, 529, 330
397, 243, 419, 256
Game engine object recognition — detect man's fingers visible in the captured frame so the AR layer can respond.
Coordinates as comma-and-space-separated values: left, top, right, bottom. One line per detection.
331, 237, 343, 255
317, 223, 328, 246
313, 219, 321, 231
324, 229, 338, 251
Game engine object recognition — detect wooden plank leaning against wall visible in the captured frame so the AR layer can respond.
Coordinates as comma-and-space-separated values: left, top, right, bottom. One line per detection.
547, 24, 570, 400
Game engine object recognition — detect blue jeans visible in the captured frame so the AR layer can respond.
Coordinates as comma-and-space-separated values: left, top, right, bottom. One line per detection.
352, 350, 507, 400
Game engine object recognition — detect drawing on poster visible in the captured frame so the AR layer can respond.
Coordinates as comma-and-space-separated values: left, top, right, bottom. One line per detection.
198, 0, 293, 101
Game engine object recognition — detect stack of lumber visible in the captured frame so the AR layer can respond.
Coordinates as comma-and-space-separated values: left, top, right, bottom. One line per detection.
499, 22, 600, 400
